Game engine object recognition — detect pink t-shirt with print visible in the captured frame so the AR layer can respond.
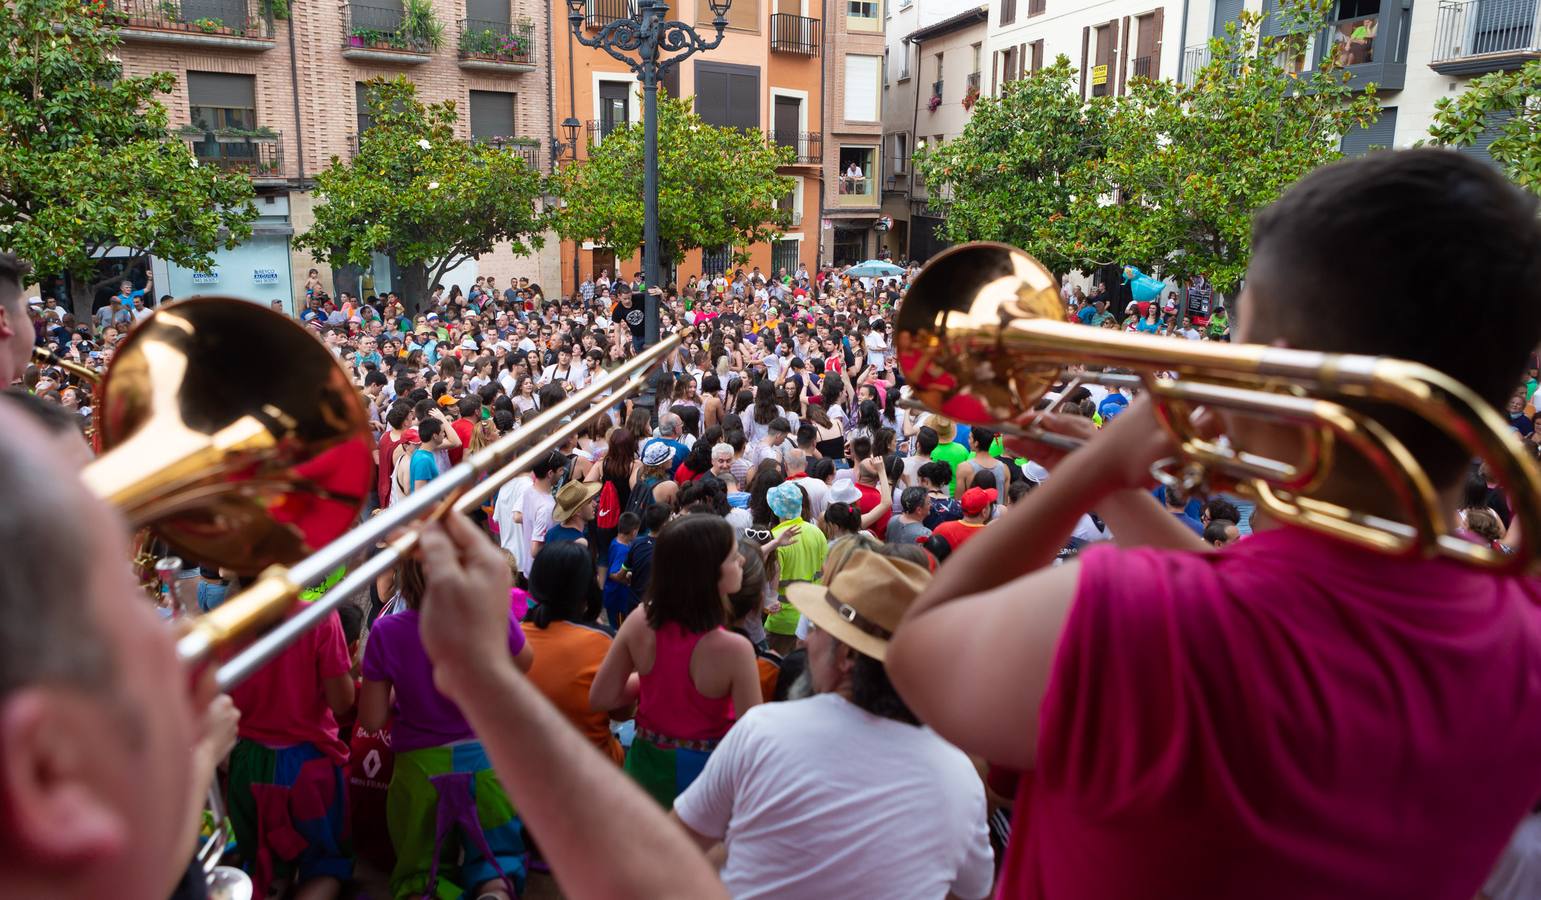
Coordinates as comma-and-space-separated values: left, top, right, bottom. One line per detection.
996, 526, 1541, 900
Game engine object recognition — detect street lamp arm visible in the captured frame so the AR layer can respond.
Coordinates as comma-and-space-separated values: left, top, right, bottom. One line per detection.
570, 15, 728, 78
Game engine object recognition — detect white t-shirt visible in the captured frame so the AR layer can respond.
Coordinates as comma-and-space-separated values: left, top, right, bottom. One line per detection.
493, 473, 532, 568
675, 693, 993, 900
519, 484, 556, 576
863, 330, 888, 368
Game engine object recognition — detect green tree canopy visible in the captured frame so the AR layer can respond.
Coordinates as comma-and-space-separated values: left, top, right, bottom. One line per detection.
550, 94, 795, 277
914, 56, 1114, 277
0, 0, 258, 315
1084, 0, 1380, 292
296, 76, 549, 309
1426, 59, 1540, 195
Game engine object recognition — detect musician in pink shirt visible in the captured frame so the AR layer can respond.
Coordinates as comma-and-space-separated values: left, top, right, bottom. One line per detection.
887, 149, 1541, 900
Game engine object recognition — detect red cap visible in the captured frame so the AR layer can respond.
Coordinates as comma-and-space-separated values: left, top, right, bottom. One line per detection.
400, 428, 420, 443
961, 487, 997, 516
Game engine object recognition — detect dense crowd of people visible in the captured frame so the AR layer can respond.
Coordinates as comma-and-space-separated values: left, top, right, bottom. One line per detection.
5, 148, 1541, 900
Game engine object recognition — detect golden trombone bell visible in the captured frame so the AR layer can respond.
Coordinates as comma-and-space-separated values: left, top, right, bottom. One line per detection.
81, 297, 373, 576
894, 242, 1541, 571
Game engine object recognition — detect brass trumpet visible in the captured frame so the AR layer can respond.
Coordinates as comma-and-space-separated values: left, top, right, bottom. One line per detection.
894, 242, 1541, 571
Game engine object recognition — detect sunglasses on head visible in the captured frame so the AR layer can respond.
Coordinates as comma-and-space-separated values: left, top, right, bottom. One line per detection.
744, 527, 773, 544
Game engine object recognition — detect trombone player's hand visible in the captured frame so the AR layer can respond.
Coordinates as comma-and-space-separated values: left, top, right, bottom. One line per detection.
418, 513, 514, 689
1005, 395, 1194, 492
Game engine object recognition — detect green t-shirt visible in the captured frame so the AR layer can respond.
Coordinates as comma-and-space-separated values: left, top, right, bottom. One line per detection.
931, 440, 972, 497
765, 517, 829, 636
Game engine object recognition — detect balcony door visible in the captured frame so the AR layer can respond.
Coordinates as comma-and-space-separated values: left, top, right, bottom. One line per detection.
598, 81, 630, 138
774, 96, 801, 155
1473, 0, 1535, 54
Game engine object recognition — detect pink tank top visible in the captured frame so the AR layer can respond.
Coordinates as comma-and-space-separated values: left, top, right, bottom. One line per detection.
636, 623, 736, 742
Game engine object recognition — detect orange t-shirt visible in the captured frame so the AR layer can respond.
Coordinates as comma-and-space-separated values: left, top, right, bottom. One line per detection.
521, 619, 625, 765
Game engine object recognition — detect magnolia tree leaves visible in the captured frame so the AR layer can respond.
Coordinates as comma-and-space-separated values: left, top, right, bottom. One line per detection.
0, 0, 256, 305
914, 0, 1379, 294
296, 76, 550, 297
1426, 60, 1541, 195
550, 93, 796, 272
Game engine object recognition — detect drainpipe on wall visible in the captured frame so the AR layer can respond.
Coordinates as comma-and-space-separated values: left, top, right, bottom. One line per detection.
286, 10, 305, 188
817, 0, 828, 267
906, 29, 921, 261
1175, 0, 1192, 82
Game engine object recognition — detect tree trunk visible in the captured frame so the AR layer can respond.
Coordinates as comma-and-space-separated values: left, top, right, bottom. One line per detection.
397, 261, 429, 316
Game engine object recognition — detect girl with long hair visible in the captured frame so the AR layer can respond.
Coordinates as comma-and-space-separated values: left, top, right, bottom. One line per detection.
589, 515, 761, 807
584, 426, 640, 556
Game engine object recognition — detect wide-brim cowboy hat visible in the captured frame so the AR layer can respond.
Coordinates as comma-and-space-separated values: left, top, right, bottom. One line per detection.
552, 479, 601, 523
786, 551, 930, 662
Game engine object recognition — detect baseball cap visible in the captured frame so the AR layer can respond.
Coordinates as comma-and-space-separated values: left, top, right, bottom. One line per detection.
400, 428, 420, 443
960, 487, 996, 516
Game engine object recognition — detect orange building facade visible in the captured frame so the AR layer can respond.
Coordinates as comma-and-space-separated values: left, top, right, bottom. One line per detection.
551, 0, 827, 293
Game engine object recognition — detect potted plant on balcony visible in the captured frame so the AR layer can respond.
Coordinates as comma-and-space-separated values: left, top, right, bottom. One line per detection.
400, 0, 444, 51
349, 26, 379, 46
212, 126, 250, 143
249, 126, 279, 143
927, 93, 942, 112
191, 16, 226, 32
175, 123, 208, 139
961, 83, 980, 111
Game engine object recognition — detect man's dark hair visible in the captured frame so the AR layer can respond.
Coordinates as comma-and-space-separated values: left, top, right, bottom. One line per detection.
1205, 497, 1240, 525
417, 417, 442, 442
531, 449, 565, 479
1205, 518, 1237, 547
808, 457, 835, 481
386, 401, 413, 429
337, 603, 365, 647
971, 426, 996, 452
364, 371, 387, 388
0, 252, 30, 299
768, 416, 791, 436
617, 511, 641, 534
1247, 149, 1541, 483
916, 426, 938, 456
457, 395, 480, 419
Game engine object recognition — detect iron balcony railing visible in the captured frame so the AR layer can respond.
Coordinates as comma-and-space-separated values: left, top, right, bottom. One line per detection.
770, 13, 821, 55
342, 1, 433, 53
1181, 42, 1212, 79
931, 79, 944, 99
771, 130, 822, 164
1431, 0, 1540, 63
585, 0, 636, 28
966, 71, 981, 90
475, 136, 541, 169
1132, 54, 1156, 78
106, 0, 273, 38
458, 18, 535, 65
182, 128, 283, 177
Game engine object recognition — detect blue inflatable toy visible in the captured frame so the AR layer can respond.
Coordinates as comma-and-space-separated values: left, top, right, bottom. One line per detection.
1122, 266, 1164, 303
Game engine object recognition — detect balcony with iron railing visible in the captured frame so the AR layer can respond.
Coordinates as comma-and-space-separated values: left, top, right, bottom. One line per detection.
1430, 0, 1540, 73
179, 127, 284, 180
769, 13, 820, 55
586, 118, 633, 145
458, 19, 536, 71
1180, 42, 1212, 80
342, 1, 434, 62
771, 131, 822, 164
585, 0, 636, 28
475, 136, 542, 169
966, 71, 981, 91
931, 79, 944, 100
1131, 54, 1157, 78
105, 0, 275, 49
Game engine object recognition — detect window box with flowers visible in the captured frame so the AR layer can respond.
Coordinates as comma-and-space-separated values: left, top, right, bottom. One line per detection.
927, 92, 942, 112
961, 83, 980, 110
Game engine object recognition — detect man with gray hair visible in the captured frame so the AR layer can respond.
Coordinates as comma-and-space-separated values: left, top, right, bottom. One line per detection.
709, 441, 739, 491
644, 411, 689, 474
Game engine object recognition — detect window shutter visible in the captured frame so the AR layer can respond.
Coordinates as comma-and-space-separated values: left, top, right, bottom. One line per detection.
1152, 8, 1164, 78
1458, 110, 1511, 168
1340, 106, 1397, 156
1080, 26, 1090, 99
188, 72, 255, 108
728, 69, 760, 130
844, 55, 881, 121
1118, 16, 1130, 95
469, 90, 516, 140
992, 50, 999, 95
466, 0, 507, 23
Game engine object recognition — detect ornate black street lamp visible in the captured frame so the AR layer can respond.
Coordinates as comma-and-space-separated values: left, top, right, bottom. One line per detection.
564, 0, 732, 345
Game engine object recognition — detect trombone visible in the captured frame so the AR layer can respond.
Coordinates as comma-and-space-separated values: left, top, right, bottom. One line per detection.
184, 327, 679, 690
893, 242, 1541, 572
